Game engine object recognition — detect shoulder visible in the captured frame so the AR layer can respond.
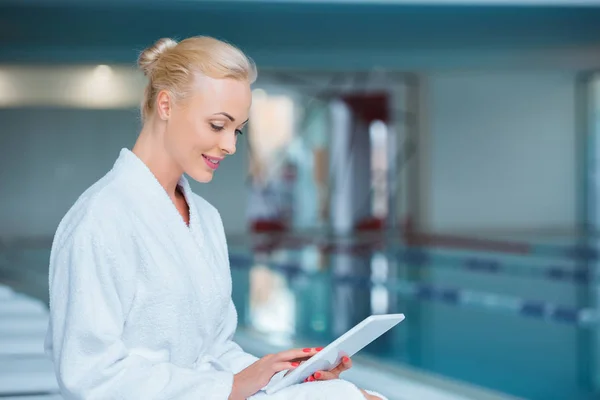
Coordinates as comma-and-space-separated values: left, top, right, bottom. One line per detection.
52, 171, 133, 255
48, 175, 138, 308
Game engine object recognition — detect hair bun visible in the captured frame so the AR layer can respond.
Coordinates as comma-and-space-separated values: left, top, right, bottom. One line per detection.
138, 38, 178, 77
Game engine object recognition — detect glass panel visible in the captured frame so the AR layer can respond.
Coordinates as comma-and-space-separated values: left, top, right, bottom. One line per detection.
370, 120, 389, 220
246, 87, 331, 232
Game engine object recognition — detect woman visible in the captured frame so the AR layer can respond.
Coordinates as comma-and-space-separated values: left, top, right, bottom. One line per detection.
45, 36, 385, 400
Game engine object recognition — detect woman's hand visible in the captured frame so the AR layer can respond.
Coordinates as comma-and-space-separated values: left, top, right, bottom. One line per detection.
300, 357, 382, 399
228, 348, 319, 400
303, 355, 353, 382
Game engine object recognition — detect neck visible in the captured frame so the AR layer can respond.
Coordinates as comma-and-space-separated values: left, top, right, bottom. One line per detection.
132, 117, 183, 198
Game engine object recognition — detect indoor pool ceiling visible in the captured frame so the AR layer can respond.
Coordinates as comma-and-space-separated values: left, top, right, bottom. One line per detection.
1, 0, 600, 67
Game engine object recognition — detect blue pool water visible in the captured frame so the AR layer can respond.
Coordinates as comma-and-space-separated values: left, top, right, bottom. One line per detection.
227, 243, 599, 400
2, 239, 599, 400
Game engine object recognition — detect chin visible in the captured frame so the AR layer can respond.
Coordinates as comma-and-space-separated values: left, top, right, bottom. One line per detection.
187, 169, 215, 184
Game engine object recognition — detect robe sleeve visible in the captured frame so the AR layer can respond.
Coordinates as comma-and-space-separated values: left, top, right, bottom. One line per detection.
206, 202, 260, 374
212, 299, 260, 374
46, 213, 235, 400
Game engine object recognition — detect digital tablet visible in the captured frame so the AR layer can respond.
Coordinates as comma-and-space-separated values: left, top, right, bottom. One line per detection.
264, 313, 405, 394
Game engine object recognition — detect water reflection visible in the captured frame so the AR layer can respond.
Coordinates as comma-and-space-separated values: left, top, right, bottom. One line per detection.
232, 247, 599, 400
248, 265, 295, 336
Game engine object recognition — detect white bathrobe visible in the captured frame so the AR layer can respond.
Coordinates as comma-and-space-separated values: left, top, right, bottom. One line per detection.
45, 149, 384, 400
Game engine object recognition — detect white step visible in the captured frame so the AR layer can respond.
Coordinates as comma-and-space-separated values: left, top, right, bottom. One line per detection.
0, 356, 59, 395
0, 315, 48, 335
0, 296, 48, 317
0, 284, 15, 299
0, 333, 46, 355
1, 396, 62, 400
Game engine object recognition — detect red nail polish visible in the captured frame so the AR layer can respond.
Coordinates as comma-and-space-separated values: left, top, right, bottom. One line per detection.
314, 372, 321, 379
316, 347, 323, 351
292, 362, 299, 367
308, 376, 314, 381
303, 348, 311, 352
343, 356, 350, 363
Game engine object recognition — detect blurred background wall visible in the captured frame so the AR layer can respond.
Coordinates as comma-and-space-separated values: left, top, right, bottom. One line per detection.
428, 71, 577, 233
1, 1, 600, 240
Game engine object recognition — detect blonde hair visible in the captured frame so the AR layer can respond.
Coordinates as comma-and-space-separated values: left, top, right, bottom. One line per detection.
137, 36, 257, 121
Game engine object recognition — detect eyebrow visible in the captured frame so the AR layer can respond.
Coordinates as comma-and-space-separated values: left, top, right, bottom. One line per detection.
213, 112, 249, 125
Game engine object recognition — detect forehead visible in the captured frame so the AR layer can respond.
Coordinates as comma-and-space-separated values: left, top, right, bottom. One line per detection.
190, 75, 252, 118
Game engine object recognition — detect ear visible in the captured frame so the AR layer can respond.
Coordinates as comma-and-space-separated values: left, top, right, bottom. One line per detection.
156, 90, 172, 120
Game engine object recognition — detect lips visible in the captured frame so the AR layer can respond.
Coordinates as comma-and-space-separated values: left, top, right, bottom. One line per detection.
202, 154, 222, 170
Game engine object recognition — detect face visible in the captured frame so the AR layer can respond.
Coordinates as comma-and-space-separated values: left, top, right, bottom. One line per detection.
159, 74, 252, 183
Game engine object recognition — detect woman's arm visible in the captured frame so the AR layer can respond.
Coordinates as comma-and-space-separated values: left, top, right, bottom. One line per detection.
47, 213, 234, 400
211, 299, 259, 373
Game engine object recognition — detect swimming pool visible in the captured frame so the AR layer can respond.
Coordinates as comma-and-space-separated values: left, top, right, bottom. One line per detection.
226, 241, 599, 400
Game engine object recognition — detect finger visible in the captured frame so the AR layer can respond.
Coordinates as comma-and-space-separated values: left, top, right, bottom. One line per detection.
283, 360, 303, 377
274, 360, 303, 374
288, 356, 312, 363
275, 347, 320, 362
331, 356, 352, 374
289, 347, 323, 363
310, 370, 338, 381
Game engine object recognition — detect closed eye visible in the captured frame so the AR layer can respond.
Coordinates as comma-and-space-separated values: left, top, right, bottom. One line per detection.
211, 123, 243, 136
210, 123, 224, 132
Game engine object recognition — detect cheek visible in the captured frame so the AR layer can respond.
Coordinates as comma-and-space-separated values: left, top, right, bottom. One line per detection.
169, 113, 194, 145
173, 116, 211, 150
193, 126, 220, 152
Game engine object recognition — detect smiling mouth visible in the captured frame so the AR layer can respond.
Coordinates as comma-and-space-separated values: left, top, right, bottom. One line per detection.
202, 154, 221, 170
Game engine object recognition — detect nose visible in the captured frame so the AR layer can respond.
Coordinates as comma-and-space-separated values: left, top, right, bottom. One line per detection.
220, 131, 237, 156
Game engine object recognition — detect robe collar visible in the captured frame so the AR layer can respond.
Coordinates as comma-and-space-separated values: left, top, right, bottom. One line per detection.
112, 148, 205, 248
